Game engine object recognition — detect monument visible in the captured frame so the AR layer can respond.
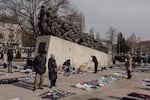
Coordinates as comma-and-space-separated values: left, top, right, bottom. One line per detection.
35, 4, 111, 68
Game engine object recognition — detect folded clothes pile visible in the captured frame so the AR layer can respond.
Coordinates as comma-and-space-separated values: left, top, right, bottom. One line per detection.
71, 76, 119, 91
121, 92, 150, 100
128, 92, 150, 100
0, 76, 32, 84
112, 71, 127, 79
142, 78, 150, 83
0, 78, 19, 84
142, 78, 150, 87
38, 89, 75, 100
71, 80, 101, 91
71, 71, 133, 91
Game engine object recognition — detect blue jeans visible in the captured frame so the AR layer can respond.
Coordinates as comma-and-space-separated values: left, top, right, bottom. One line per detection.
8, 61, 13, 73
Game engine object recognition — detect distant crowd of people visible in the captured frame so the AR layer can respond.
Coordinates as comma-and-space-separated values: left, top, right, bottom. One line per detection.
125, 53, 149, 79
132, 54, 149, 66
112, 53, 150, 79
114, 54, 149, 66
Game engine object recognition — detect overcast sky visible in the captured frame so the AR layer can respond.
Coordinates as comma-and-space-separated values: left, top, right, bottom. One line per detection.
70, 0, 150, 40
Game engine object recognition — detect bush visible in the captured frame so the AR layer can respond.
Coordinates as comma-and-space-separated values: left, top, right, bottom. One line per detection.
16, 51, 21, 59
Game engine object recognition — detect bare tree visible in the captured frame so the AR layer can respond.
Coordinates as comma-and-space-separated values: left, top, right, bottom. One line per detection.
127, 33, 137, 54
96, 32, 100, 41
79, 12, 85, 33
136, 37, 141, 54
116, 32, 129, 54
106, 26, 116, 54
0, 0, 81, 40
0, 0, 43, 39
89, 27, 94, 36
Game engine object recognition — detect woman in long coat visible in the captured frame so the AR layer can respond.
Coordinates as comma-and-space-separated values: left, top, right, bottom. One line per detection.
48, 54, 57, 88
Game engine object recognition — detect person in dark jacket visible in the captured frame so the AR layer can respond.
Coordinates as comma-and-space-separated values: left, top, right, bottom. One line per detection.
33, 50, 47, 91
7, 49, 14, 73
63, 59, 71, 76
48, 54, 57, 88
91, 55, 98, 73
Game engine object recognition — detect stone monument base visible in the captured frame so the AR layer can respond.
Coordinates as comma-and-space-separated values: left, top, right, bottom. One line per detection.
35, 35, 112, 69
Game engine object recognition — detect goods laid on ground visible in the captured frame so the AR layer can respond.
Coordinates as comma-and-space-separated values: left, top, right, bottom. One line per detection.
0, 76, 31, 84
141, 78, 150, 87
128, 92, 150, 100
37, 89, 75, 100
71, 71, 131, 91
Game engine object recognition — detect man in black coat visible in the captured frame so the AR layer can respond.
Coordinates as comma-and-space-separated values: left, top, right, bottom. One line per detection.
33, 50, 46, 91
91, 55, 98, 73
48, 54, 57, 88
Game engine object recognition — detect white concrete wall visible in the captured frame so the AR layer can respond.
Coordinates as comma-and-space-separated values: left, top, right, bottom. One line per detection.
35, 35, 112, 68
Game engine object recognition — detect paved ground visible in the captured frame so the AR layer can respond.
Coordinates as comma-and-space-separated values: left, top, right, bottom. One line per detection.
0, 63, 149, 100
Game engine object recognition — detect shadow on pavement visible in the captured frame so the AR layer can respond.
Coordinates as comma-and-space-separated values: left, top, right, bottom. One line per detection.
12, 82, 33, 90
12, 81, 50, 90
108, 96, 121, 100
136, 87, 150, 91
87, 98, 103, 100
0, 69, 8, 73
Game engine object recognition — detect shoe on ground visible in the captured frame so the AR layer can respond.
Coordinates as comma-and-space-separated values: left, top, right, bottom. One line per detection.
33, 88, 36, 91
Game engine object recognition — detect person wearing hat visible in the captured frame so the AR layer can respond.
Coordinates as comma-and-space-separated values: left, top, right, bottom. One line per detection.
33, 50, 47, 91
